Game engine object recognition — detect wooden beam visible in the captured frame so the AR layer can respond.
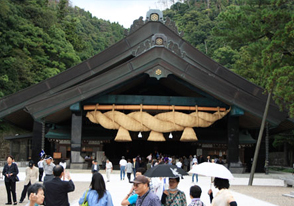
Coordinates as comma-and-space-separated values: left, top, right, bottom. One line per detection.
83, 105, 227, 111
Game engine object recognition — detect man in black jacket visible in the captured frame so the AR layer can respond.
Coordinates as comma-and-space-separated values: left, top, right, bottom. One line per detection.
91, 160, 99, 174
44, 165, 75, 206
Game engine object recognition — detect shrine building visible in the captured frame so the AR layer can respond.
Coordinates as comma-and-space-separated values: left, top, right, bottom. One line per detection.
1, 10, 293, 172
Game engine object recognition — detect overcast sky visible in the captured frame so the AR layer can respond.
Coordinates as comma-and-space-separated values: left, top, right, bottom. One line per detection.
70, 0, 174, 28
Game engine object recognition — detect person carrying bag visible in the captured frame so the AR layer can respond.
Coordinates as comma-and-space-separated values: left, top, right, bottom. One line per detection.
78, 173, 114, 206
81, 190, 89, 206
2, 155, 19, 205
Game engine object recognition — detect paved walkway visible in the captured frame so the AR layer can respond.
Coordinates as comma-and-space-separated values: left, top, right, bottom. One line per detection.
1, 168, 293, 206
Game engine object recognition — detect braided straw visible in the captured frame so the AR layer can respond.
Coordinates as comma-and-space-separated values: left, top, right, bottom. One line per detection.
147, 131, 166, 142
114, 127, 132, 142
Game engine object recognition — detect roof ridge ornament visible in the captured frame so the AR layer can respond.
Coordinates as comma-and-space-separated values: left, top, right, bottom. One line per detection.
165, 17, 184, 37
126, 16, 145, 35
134, 33, 185, 58
125, 9, 183, 37
167, 40, 186, 58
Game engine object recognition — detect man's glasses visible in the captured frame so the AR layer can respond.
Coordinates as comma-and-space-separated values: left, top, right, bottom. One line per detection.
133, 183, 142, 187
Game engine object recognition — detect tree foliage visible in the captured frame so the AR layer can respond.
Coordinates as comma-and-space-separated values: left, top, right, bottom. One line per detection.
164, 0, 294, 116
0, 0, 124, 98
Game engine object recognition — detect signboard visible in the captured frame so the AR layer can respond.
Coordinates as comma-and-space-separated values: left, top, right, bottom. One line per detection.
53, 152, 62, 159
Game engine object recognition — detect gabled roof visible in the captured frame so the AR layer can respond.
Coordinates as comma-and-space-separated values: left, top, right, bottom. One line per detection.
0, 16, 292, 132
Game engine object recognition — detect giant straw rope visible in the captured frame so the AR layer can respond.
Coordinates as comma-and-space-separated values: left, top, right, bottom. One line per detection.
86, 105, 230, 141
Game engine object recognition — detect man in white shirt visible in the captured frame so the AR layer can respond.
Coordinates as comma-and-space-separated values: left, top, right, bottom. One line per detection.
192, 155, 198, 164
119, 156, 127, 180
37, 158, 44, 182
43, 155, 55, 182
176, 160, 182, 168
146, 153, 152, 161
105, 159, 113, 182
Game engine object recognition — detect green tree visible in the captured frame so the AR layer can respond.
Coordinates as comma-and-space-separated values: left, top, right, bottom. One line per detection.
57, 0, 68, 21
212, 0, 294, 116
212, 46, 240, 69
0, 0, 124, 97
273, 131, 294, 166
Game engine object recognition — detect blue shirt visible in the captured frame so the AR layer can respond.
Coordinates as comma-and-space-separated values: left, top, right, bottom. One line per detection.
128, 194, 138, 204
78, 189, 113, 206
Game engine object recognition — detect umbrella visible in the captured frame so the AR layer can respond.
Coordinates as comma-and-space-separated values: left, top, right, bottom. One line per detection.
144, 164, 189, 178
188, 162, 234, 180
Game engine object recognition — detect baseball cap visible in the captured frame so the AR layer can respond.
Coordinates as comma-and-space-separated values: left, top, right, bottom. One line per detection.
44, 155, 53, 160
132, 175, 149, 184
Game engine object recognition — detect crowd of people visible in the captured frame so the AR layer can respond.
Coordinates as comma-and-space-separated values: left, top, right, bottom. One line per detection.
2, 152, 236, 206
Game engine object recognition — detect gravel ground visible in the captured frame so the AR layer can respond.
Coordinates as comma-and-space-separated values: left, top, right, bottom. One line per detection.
230, 185, 294, 206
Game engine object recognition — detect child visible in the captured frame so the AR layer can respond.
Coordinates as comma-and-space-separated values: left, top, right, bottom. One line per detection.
188, 185, 205, 206
25, 183, 45, 206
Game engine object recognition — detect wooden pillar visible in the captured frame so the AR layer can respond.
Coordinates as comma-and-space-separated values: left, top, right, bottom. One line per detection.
227, 115, 240, 163
70, 110, 84, 169
227, 115, 243, 172
32, 121, 42, 164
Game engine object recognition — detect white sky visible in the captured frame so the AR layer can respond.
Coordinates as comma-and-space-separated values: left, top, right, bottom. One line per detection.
69, 0, 175, 28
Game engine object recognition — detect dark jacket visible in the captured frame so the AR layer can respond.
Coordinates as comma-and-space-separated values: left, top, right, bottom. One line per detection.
44, 177, 75, 206
2, 163, 19, 182
91, 164, 100, 173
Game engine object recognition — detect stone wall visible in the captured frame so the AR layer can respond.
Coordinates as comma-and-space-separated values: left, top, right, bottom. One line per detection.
0, 133, 10, 160
269, 152, 285, 166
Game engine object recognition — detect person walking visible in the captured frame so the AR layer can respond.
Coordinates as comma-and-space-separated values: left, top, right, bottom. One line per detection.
19, 161, 39, 203
43, 155, 55, 182
37, 158, 44, 182
105, 159, 113, 182
119, 156, 127, 180
91, 160, 100, 174
191, 161, 198, 184
24, 183, 45, 206
2, 155, 19, 205
125, 159, 133, 183
161, 177, 187, 206
79, 173, 114, 206
43, 165, 75, 206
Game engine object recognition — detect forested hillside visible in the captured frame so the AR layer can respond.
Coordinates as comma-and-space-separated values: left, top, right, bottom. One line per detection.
0, 0, 124, 98
164, 0, 294, 116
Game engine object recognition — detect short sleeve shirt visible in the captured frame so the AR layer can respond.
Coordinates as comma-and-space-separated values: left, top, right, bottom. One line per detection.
136, 190, 161, 206
106, 162, 113, 169
43, 161, 55, 175
119, 159, 127, 166
128, 194, 138, 204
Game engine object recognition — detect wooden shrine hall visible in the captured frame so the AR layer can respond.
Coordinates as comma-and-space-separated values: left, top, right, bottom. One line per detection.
1, 10, 293, 171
